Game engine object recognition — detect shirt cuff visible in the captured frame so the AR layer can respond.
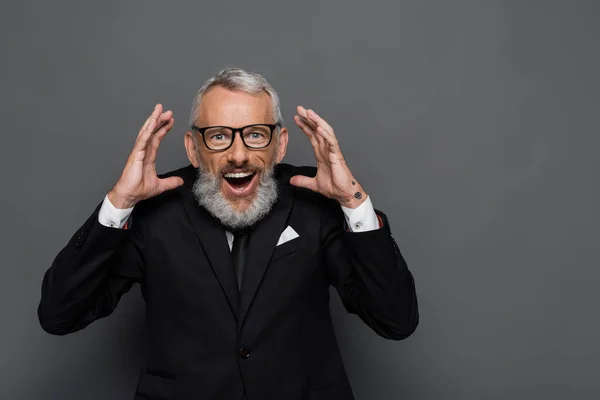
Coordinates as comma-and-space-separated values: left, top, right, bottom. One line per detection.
340, 195, 380, 232
98, 194, 134, 229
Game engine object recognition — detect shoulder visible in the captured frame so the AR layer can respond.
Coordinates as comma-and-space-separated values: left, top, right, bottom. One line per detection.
276, 163, 340, 214
133, 164, 196, 215
275, 163, 316, 183
158, 164, 197, 184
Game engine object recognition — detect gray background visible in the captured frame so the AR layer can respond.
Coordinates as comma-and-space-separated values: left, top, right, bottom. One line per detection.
1, 0, 599, 399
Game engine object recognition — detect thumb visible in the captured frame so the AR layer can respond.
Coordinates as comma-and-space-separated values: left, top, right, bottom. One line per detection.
158, 176, 185, 193
290, 175, 317, 192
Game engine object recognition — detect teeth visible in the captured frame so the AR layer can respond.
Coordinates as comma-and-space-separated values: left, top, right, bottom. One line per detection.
224, 172, 254, 178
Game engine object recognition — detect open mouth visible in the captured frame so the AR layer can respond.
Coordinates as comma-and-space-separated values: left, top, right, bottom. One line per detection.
223, 171, 257, 193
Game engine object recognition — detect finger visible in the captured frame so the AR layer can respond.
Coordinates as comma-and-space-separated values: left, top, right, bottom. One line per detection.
294, 115, 324, 161
316, 125, 340, 150
137, 112, 155, 139
302, 108, 338, 151
132, 116, 158, 156
147, 116, 174, 155
134, 108, 173, 157
297, 106, 318, 130
158, 176, 184, 193
145, 117, 175, 165
313, 124, 327, 153
294, 115, 318, 144
299, 116, 330, 163
147, 117, 175, 159
297, 105, 310, 118
296, 114, 318, 132
296, 114, 331, 161
153, 110, 173, 133
289, 175, 317, 192
306, 109, 334, 134
297, 105, 307, 117
305, 109, 339, 151
138, 116, 152, 137
137, 104, 163, 139
152, 103, 163, 119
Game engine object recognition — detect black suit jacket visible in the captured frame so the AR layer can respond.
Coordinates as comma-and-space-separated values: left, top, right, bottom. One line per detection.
38, 163, 418, 400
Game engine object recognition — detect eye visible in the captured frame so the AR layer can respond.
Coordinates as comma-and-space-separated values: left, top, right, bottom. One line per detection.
245, 131, 267, 139
209, 133, 228, 141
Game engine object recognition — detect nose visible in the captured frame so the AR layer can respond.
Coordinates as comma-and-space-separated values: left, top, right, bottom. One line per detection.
226, 131, 250, 166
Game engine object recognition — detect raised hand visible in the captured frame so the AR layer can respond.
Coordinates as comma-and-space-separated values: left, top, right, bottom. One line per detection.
290, 105, 367, 208
108, 104, 184, 209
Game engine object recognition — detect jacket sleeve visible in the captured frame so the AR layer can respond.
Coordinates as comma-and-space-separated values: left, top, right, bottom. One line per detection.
37, 202, 145, 335
322, 204, 419, 340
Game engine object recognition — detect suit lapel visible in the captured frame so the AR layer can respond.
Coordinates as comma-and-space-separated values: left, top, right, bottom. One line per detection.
178, 166, 240, 320
174, 164, 297, 328
238, 180, 294, 331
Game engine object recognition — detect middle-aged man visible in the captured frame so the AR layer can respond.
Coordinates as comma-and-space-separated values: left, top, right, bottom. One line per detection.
38, 68, 418, 400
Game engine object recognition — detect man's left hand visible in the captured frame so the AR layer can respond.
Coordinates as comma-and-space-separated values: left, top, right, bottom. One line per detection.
290, 105, 367, 209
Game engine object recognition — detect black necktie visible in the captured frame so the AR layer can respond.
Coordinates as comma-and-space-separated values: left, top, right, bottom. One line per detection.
231, 228, 250, 292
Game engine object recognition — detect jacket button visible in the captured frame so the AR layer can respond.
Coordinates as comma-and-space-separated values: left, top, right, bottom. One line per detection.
239, 348, 251, 359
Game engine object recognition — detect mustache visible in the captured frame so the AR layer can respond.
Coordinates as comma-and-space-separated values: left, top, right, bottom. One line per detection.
218, 164, 272, 176
219, 164, 262, 175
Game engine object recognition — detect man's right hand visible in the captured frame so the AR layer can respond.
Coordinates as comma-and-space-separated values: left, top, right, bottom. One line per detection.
108, 104, 184, 209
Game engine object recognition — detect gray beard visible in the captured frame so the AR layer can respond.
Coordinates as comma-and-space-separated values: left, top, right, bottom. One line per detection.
192, 164, 279, 230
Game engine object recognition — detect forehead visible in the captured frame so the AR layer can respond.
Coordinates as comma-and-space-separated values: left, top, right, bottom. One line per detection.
196, 86, 274, 127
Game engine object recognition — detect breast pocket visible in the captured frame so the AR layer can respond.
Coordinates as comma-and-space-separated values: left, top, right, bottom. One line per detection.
271, 236, 306, 262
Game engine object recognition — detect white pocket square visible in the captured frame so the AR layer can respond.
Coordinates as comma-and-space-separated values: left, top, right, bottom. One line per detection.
277, 226, 299, 246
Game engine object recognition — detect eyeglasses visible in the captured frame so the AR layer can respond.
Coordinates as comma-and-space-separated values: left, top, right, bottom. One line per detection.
190, 123, 280, 151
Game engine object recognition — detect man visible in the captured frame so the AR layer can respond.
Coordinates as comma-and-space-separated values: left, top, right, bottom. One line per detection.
38, 68, 418, 400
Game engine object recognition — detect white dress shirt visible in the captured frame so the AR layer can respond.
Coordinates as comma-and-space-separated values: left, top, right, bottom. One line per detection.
98, 193, 380, 251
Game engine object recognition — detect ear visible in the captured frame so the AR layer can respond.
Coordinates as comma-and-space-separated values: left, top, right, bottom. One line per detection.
276, 127, 289, 163
184, 131, 201, 168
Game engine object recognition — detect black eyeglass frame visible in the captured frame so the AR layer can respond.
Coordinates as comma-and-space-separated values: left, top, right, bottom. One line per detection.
190, 123, 281, 151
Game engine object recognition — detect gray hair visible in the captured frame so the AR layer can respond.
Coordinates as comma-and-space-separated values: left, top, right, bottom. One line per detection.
192, 162, 279, 230
188, 68, 283, 127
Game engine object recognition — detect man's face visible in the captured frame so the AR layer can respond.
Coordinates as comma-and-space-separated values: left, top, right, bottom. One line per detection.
185, 86, 288, 213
